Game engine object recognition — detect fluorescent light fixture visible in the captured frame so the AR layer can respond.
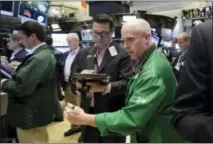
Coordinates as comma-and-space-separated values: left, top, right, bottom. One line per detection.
151, 28, 156, 32
51, 34, 68, 47
123, 15, 137, 22
0, 10, 13, 16
53, 29, 62, 32
51, 24, 60, 29
13, 30, 18, 34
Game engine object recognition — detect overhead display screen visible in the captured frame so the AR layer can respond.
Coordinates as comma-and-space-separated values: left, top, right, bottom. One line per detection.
0, 1, 14, 16
18, 1, 49, 26
81, 29, 93, 41
151, 34, 160, 46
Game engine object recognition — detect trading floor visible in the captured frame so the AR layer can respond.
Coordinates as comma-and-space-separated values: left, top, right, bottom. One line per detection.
47, 118, 79, 143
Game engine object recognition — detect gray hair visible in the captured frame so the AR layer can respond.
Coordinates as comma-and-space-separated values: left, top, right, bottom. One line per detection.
122, 18, 151, 34
10, 33, 21, 41
66, 33, 79, 41
177, 32, 189, 41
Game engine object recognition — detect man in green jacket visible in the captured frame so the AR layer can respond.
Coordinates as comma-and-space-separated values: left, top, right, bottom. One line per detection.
64, 19, 185, 142
1, 21, 57, 143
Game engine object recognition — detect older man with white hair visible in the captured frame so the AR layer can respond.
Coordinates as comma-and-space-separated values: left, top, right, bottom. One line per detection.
64, 19, 185, 142
59, 33, 81, 137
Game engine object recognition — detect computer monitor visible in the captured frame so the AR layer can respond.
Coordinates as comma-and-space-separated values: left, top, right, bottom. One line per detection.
0, 1, 14, 16
81, 29, 93, 41
151, 31, 160, 47
18, 1, 49, 26
51, 33, 68, 47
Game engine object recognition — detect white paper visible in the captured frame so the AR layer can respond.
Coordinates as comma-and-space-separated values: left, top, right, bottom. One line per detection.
108, 46, 118, 57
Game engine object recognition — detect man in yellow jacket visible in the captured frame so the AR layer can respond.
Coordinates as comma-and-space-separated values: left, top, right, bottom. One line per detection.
64, 19, 185, 143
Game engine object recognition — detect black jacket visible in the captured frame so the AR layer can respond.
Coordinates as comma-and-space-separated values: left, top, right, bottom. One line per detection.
71, 42, 134, 113
70, 42, 134, 142
172, 21, 213, 142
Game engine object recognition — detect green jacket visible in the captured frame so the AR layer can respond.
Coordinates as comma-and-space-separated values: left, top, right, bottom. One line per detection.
2, 44, 57, 129
95, 45, 185, 142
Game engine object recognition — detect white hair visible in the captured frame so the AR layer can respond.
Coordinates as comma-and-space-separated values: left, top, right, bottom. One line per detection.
66, 33, 79, 41
122, 18, 151, 34
177, 32, 189, 41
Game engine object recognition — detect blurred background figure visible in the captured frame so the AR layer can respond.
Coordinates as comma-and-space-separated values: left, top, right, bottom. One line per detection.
6, 33, 28, 63
45, 36, 64, 122
1, 33, 28, 78
58, 33, 81, 137
173, 32, 190, 80
172, 21, 213, 143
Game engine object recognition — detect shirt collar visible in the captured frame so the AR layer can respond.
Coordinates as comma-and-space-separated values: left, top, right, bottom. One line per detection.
12, 48, 22, 55
71, 47, 80, 54
29, 42, 46, 54
135, 44, 156, 71
95, 41, 113, 54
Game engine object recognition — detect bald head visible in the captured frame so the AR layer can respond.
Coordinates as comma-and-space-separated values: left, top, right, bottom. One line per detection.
121, 19, 151, 35
121, 19, 152, 61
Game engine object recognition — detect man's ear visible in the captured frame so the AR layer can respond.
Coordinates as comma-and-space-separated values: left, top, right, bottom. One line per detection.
31, 33, 36, 39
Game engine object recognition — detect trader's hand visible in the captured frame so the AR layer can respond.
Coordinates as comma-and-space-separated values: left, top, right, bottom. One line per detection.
76, 69, 95, 89
1, 56, 9, 64
64, 103, 86, 125
10, 61, 21, 67
0, 56, 8, 60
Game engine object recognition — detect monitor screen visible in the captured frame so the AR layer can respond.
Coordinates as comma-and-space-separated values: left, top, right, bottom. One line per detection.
51, 33, 68, 47
81, 29, 93, 41
161, 28, 172, 39
18, 1, 49, 26
0, 1, 14, 16
151, 34, 159, 47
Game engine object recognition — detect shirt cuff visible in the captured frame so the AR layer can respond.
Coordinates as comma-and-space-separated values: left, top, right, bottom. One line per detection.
102, 84, 111, 95
106, 84, 111, 93
1, 79, 8, 85
95, 113, 109, 136
1, 79, 8, 89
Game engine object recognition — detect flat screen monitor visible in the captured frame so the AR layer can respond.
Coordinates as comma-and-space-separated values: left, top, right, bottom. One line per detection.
151, 34, 159, 47
51, 33, 68, 47
18, 1, 49, 26
81, 29, 93, 41
0, 1, 14, 16
161, 28, 172, 39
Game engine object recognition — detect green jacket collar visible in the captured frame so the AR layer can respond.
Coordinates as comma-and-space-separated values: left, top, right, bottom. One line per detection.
31, 43, 47, 55
27, 44, 49, 57
135, 44, 156, 72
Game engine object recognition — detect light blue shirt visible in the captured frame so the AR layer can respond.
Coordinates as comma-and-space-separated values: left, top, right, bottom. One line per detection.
64, 48, 79, 82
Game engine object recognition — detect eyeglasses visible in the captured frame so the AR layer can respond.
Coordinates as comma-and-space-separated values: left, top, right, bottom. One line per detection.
92, 31, 112, 38
121, 37, 138, 46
